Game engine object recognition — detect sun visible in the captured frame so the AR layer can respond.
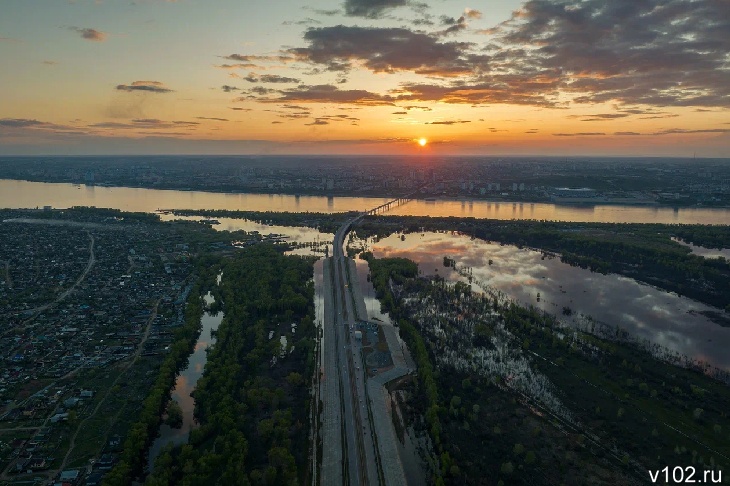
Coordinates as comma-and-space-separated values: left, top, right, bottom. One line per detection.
418, 138, 428, 147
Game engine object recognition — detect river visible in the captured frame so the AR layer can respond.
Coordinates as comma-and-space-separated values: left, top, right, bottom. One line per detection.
362, 231, 730, 373
2, 179, 730, 224
147, 291, 222, 469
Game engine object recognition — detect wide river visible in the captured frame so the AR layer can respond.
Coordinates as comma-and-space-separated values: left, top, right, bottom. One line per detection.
2, 179, 730, 224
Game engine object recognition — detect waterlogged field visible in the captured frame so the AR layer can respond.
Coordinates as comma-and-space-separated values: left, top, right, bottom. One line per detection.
358, 231, 730, 373
364, 253, 730, 485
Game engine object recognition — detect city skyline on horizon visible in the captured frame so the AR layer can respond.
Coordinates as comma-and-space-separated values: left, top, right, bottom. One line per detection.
1, 0, 729, 157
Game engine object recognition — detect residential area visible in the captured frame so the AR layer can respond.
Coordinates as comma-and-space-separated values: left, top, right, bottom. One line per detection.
0, 209, 253, 485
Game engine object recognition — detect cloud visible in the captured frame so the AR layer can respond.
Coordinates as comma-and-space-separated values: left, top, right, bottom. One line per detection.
306, 7, 340, 16
221, 85, 238, 92
263, 84, 395, 105
490, 0, 730, 107
89, 119, 199, 130
392, 111, 407, 115
552, 132, 606, 136
392, 79, 560, 107
243, 73, 301, 84
401, 105, 432, 111
614, 131, 642, 136
639, 114, 680, 120
116, 80, 173, 93
568, 113, 630, 122
316, 114, 360, 122
255, 0, 729, 111
438, 15, 468, 36
195, 117, 229, 122
283, 17, 322, 26
221, 53, 293, 63
0, 118, 84, 135
289, 25, 475, 76
277, 111, 312, 119
305, 118, 329, 126
652, 128, 730, 136
69, 27, 107, 42
217, 63, 259, 70
425, 120, 471, 125
343, 0, 407, 18
0, 118, 45, 128
248, 86, 277, 95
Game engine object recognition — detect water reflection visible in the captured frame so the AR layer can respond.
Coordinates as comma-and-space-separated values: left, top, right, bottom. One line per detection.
2, 179, 729, 224
147, 292, 223, 469
672, 238, 730, 260
159, 214, 333, 250
352, 259, 392, 324
369, 232, 730, 371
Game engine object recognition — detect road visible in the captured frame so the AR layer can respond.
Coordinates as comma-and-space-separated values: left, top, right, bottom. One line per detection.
318, 193, 416, 486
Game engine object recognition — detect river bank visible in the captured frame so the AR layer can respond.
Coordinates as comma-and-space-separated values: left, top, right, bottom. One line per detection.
2, 179, 729, 224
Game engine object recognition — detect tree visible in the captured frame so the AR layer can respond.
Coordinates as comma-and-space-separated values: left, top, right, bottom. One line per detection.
165, 400, 183, 429
525, 451, 536, 465
693, 408, 704, 421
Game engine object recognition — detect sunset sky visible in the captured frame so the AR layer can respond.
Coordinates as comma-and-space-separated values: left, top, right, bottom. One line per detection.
1, 0, 729, 156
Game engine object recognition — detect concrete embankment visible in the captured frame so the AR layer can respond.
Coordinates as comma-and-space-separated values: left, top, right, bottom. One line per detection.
347, 258, 411, 486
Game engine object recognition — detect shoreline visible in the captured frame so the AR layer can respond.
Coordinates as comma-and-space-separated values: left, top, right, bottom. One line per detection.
1, 177, 727, 210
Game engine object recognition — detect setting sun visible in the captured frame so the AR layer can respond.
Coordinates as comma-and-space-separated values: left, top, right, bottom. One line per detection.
418, 138, 428, 147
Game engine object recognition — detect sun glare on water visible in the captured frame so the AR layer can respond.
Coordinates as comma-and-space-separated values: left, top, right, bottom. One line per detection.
418, 138, 428, 147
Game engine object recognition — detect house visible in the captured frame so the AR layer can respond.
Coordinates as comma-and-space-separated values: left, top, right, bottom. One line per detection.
97, 453, 115, 470
85, 471, 104, 486
59, 469, 81, 484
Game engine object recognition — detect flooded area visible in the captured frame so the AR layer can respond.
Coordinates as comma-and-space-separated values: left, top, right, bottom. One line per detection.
2, 179, 730, 224
672, 237, 730, 260
147, 291, 222, 469
366, 231, 730, 372
349, 256, 427, 486
159, 213, 334, 256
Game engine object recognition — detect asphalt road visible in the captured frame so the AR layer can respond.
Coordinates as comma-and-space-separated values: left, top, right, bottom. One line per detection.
319, 194, 417, 486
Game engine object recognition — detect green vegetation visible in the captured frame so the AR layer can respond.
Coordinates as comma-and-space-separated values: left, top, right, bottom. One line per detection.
164, 401, 183, 429
366, 254, 730, 485
144, 244, 316, 485
103, 260, 221, 485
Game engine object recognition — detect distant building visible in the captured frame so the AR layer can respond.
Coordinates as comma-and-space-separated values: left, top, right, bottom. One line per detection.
553, 187, 597, 198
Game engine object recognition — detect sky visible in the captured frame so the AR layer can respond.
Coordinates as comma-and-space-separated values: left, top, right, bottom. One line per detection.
0, 0, 729, 157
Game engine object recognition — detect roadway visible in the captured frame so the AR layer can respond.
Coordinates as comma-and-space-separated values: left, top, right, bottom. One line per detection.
318, 192, 416, 486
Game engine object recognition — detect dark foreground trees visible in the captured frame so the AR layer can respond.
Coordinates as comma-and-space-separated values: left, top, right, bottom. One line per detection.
143, 244, 316, 485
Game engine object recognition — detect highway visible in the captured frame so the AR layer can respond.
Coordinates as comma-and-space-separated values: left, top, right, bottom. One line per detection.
318, 193, 415, 486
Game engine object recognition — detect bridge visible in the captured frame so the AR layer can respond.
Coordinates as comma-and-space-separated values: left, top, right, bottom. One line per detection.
317, 192, 416, 486
365, 193, 416, 216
